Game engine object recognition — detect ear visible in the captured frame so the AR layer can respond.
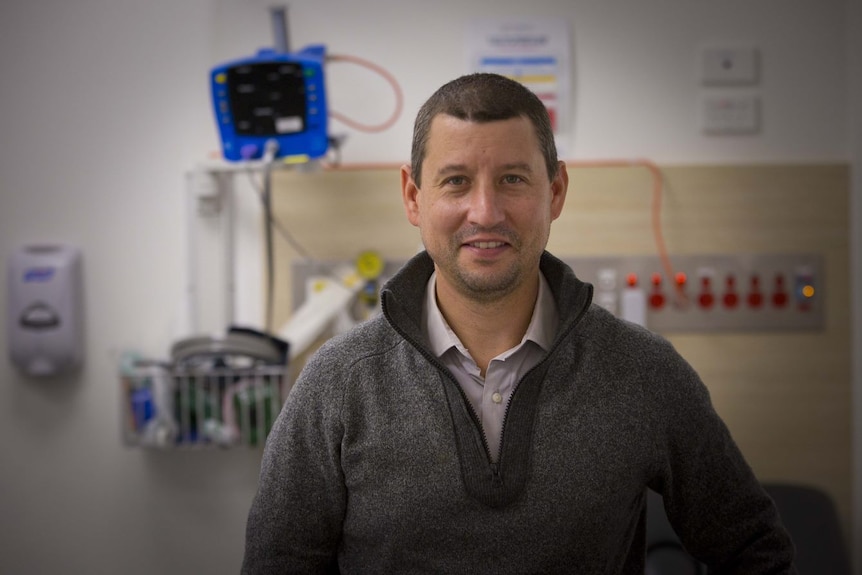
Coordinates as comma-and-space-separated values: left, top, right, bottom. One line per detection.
549, 161, 569, 221
401, 164, 421, 227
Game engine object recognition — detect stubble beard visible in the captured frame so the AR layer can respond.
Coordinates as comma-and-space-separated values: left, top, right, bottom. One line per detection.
428, 227, 528, 305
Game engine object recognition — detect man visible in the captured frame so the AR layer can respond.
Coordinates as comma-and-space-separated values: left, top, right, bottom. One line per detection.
242, 73, 796, 573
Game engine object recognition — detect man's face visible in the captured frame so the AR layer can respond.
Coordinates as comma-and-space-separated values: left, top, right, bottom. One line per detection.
401, 114, 568, 304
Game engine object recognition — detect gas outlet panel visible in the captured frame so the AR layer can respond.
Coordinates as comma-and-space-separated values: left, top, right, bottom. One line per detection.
292, 253, 824, 334
565, 253, 823, 333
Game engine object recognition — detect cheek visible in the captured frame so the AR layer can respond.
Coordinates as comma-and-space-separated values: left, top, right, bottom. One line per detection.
510, 199, 550, 225
421, 199, 463, 231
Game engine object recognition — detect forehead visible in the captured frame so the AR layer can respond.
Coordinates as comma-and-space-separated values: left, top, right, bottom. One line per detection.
423, 114, 540, 164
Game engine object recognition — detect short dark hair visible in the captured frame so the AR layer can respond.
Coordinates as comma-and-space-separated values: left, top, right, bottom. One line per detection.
410, 73, 559, 188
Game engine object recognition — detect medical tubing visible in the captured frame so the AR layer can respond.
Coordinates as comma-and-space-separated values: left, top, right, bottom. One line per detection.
325, 53, 404, 133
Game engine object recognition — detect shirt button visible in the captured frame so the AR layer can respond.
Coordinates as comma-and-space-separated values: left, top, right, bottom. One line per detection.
492, 392, 503, 404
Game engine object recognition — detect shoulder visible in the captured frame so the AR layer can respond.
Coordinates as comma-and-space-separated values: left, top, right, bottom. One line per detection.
290, 315, 423, 398
296, 316, 397, 378
579, 304, 683, 364
571, 304, 709, 404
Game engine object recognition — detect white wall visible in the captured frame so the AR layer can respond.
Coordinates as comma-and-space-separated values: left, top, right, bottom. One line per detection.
0, 1, 854, 573
213, 0, 849, 166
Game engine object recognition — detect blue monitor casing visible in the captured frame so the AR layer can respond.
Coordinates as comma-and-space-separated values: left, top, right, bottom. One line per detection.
211, 45, 329, 161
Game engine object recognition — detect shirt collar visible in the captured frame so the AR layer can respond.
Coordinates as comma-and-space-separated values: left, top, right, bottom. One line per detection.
422, 271, 558, 359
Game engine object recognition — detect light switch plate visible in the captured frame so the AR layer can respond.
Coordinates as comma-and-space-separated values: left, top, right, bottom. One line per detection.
701, 94, 760, 135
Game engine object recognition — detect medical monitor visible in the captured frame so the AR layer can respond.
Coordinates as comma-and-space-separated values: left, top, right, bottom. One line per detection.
211, 45, 329, 161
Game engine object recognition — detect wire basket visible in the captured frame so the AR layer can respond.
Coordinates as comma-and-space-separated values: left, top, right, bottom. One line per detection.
121, 362, 287, 449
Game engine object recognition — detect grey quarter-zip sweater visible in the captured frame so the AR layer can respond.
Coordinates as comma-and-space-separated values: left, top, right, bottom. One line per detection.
242, 250, 796, 574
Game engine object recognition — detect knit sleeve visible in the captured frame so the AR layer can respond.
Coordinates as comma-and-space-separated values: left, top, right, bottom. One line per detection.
646, 341, 797, 574
241, 344, 347, 575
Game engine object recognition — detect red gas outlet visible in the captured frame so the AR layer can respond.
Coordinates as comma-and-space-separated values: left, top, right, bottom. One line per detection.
723, 275, 739, 309
747, 274, 764, 309
772, 274, 789, 309
698, 275, 715, 309
649, 272, 666, 310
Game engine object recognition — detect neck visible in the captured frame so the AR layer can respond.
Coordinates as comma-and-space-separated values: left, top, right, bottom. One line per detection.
435, 273, 539, 376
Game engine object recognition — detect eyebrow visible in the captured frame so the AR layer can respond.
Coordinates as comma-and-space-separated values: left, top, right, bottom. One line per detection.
434, 164, 469, 179
499, 162, 535, 174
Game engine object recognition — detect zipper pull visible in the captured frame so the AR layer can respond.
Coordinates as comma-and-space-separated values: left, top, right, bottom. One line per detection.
490, 464, 504, 488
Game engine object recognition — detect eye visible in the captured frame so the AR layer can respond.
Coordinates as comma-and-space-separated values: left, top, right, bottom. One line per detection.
502, 174, 525, 185
444, 175, 468, 186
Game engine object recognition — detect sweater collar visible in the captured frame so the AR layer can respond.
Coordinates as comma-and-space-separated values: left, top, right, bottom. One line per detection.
381, 250, 592, 353
423, 271, 558, 359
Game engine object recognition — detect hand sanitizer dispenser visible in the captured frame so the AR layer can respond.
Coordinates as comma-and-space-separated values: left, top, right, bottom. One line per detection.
7, 245, 84, 376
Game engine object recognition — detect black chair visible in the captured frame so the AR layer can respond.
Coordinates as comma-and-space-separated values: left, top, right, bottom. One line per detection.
645, 484, 851, 575
645, 489, 705, 575
763, 482, 851, 575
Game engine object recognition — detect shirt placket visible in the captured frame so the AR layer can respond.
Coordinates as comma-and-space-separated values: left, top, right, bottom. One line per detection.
482, 357, 515, 462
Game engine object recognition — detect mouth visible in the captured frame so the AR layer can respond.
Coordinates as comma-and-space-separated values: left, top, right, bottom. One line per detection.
466, 241, 507, 249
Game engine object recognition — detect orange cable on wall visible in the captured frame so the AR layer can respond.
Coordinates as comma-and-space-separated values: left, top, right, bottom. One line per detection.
325, 53, 404, 133
569, 159, 686, 305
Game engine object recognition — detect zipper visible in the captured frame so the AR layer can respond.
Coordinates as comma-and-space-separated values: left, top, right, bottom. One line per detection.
381, 296, 494, 461
494, 283, 594, 463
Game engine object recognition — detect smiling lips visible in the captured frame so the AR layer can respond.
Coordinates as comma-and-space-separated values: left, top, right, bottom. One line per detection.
468, 241, 506, 249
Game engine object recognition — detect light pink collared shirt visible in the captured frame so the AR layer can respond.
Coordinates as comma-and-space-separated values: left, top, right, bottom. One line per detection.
422, 271, 558, 463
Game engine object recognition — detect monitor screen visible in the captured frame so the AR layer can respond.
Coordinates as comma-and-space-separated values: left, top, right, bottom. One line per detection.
227, 62, 307, 136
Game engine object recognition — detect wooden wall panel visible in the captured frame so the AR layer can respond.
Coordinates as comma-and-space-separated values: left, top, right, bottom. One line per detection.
270, 163, 852, 540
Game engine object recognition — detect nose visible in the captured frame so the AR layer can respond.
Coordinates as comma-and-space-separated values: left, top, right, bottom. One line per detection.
467, 180, 505, 228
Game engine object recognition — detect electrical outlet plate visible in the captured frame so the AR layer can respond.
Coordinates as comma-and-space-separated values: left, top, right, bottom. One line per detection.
701, 45, 759, 86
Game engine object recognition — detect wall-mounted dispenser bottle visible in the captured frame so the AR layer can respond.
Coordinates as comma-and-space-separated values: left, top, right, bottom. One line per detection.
6, 244, 83, 376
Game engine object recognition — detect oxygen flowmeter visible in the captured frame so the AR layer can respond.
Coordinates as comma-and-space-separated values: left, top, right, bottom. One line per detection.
210, 44, 329, 161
